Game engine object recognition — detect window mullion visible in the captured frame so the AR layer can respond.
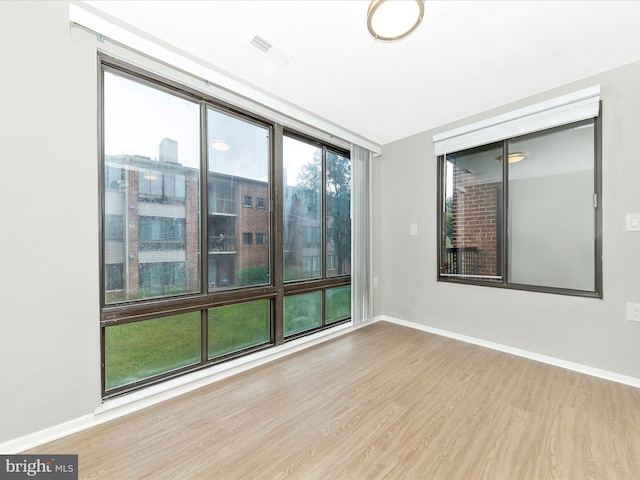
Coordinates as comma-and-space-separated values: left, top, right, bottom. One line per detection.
321, 147, 328, 326
273, 124, 284, 345
200, 101, 210, 361
502, 139, 509, 285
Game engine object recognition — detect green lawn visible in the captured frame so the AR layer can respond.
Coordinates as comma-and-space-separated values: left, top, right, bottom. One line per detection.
105, 289, 351, 391
208, 300, 270, 358
105, 312, 201, 390
326, 285, 351, 323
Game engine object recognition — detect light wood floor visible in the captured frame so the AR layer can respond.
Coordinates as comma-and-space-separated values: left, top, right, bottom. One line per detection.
25, 321, 640, 479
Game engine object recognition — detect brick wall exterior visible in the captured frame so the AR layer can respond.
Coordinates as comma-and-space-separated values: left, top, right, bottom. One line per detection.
452, 166, 501, 276
184, 172, 200, 292
125, 168, 140, 297
237, 180, 269, 272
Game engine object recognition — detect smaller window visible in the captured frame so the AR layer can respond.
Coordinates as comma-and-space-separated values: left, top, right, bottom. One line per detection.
256, 197, 266, 209
105, 263, 123, 290
105, 214, 124, 241
256, 233, 266, 244
243, 195, 253, 207
242, 232, 253, 244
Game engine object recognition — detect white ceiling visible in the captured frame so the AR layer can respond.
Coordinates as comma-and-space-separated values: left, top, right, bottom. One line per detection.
84, 1, 640, 147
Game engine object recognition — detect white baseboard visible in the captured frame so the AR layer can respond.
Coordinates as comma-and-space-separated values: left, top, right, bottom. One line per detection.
376, 314, 640, 389
1, 321, 368, 454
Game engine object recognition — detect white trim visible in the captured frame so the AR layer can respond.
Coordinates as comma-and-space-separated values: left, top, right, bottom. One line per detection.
433, 85, 600, 156
376, 315, 640, 389
68, 3, 381, 155
0, 321, 364, 454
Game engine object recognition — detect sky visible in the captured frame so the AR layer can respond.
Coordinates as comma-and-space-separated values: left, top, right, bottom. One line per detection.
104, 70, 319, 186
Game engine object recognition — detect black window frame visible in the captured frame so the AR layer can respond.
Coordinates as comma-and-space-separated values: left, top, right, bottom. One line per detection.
98, 55, 351, 400
436, 115, 603, 298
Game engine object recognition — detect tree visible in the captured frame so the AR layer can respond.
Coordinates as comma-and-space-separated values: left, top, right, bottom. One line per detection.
326, 151, 351, 275
445, 196, 453, 248
291, 150, 351, 276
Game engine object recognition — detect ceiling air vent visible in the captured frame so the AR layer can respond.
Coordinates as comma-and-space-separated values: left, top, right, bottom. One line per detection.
248, 34, 293, 67
250, 35, 272, 53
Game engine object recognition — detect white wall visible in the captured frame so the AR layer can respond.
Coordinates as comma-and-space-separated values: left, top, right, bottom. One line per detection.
375, 59, 640, 379
0, 1, 101, 443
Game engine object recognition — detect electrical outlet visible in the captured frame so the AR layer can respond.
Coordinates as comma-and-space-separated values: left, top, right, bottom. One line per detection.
627, 303, 640, 321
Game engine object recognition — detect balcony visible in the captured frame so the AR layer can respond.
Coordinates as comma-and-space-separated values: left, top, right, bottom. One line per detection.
209, 198, 236, 215
444, 247, 477, 275
208, 235, 237, 253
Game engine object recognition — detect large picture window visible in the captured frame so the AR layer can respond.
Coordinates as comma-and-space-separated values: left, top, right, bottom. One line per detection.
438, 102, 601, 297
100, 57, 351, 398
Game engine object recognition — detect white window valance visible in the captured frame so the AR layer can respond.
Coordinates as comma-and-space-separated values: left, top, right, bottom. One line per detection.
433, 86, 600, 156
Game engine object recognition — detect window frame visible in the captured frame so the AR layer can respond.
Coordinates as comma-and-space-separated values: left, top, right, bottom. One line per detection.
281, 131, 352, 341
98, 55, 352, 399
437, 117, 602, 298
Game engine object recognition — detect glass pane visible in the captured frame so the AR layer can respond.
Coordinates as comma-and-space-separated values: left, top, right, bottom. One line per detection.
284, 291, 322, 336
207, 108, 270, 291
103, 71, 201, 304
442, 143, 503, 279
104, 312, 201, 390
208, 299, 270, 358
326, 286, 351, 324
326, 151, 351, 277
283, 136, 322, 282
508, 120, 595, 290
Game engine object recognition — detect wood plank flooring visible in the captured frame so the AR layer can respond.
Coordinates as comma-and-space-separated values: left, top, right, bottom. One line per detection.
25, 321, 640, 479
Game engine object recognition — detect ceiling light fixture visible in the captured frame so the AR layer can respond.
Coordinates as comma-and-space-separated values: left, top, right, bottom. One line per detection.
211, 139, 232, 152
496, 152, 527, 164
367, 0, 425, 42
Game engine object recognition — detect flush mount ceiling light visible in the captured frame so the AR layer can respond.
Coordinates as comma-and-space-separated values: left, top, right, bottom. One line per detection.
496, 152, 527, 164
211, 139, 232, 152
367, 0, 425, 42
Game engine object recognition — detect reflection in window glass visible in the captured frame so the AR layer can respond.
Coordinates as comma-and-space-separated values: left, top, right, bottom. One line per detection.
208, 300, 270, 358
284, 291, 322, 336
508, 121, 595, 290
326, 151, 351, 277
326, 286, 351, 324
103, 71, 201, 304
207, 108, 270, 291
283, 137, 322, 282
442, 143, 503, 280
104, 312, 200, 390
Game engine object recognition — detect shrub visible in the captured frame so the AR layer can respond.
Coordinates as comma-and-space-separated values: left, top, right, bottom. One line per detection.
236, 266, 269, 286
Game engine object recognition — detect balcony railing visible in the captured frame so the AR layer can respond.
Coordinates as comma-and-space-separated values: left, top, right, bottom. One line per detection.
444, 247, 477, 275
208, 235, 237, 252
139, 240, 186, 251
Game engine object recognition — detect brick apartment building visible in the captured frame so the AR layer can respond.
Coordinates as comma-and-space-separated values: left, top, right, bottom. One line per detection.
104, 138, 270, 303
104, 138, 344, 303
